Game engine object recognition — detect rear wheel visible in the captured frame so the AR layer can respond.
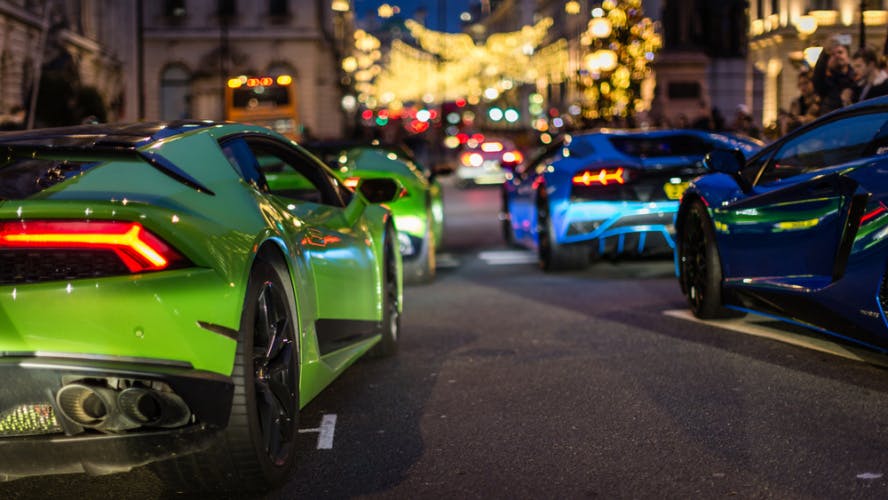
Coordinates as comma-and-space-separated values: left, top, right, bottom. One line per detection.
369, 226, 401, 357
679, 201, 739, 318
153, 253, 299, 493
537, 190, 589, 271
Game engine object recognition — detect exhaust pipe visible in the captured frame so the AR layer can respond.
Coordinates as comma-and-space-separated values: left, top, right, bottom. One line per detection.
56, 382, 192, 432
56, 384, 118, 428
117, 388, 191, 428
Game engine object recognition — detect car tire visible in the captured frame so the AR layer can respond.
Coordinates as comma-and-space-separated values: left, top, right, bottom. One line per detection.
368, 225, 401, 357
501, 187, 518, 247
152, 252, 300, 492
678, 200, 740, 319
537, 190, 589, 271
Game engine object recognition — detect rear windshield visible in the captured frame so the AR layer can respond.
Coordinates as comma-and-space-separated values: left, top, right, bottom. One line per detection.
0, 156, 100, 200
608, 135, 715, 158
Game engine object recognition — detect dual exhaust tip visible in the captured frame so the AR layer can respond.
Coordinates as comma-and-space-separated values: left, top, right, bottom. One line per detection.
56, 383, 191, 432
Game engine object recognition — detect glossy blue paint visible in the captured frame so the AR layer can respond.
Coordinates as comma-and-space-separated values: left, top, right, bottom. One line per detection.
675, 98, 888, 349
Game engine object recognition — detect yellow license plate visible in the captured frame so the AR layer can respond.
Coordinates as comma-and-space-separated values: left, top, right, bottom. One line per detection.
663, 182, 689, 200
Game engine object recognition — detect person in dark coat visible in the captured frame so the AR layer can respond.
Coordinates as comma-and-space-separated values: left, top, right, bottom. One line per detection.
812, 35, 858, 114
851, 46, 888, 102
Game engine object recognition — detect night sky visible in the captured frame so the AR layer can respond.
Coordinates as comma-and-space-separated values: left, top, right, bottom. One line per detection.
353, 0, 475, 32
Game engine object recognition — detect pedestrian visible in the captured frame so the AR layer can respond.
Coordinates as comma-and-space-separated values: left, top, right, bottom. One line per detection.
812, 34, 857, 114
779, 70, 820, 135
851, 46, 888, 102
730, 104, 761, 139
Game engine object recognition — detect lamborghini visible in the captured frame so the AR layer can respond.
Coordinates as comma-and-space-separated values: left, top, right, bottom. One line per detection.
676, 96, 888, 351
305, 140, 445, 284
502, 129, 762, 271
0, 121, 403, 492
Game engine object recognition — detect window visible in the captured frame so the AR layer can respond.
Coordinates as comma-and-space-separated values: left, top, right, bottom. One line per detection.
756, 112, 888, 185
808, 0, 834, 10
269, 0, 288, 16
224, 136, 345, 207
159, 65, 191, 121
218, 0, 236, 17
608, 135, 715, 158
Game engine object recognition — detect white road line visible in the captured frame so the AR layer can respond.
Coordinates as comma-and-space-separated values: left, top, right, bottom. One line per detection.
297, 413, 337, 449
317, 413, 337, 449
479, 250, 537, 265
663, 309, 888, 368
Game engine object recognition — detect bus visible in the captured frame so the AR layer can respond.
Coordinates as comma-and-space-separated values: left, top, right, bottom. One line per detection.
225, 74, 301, 140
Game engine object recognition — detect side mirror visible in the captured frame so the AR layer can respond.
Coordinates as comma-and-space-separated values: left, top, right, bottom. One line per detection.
358, 177, 402, 203
704, 148, 745, 175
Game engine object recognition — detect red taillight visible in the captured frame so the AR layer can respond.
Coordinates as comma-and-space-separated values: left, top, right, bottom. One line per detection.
343, 176, 360, 189
502, 150, 523, 164
0, 220, 185, 273
572, 168, 627, 186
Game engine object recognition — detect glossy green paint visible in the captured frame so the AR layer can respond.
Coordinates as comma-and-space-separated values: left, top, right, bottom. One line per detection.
0, 123, 401, 411
335, 147, 443, 244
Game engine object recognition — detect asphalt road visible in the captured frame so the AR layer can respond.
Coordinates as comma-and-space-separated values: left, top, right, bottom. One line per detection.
6, 177, 888, 499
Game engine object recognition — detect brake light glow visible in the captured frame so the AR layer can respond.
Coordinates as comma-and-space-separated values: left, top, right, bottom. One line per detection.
572, 168, 626, 186
502, 151, 523, 164
0, 221, 184, 272
460, 152, 484, 167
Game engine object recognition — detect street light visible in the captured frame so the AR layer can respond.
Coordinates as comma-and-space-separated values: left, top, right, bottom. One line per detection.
565, 1, 581, 15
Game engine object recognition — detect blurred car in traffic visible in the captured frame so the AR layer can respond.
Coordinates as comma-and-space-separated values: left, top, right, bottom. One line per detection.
306, 140, 446, 283
502, 129, 763, 271
455, 135, 523, 188
0, 121, 403, 492
676, 96, 888, 351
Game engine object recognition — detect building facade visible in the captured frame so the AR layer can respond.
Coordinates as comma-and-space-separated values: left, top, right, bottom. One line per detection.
748, 0, 888, 130
0, 0, 136, 128
141, 0, 351, 139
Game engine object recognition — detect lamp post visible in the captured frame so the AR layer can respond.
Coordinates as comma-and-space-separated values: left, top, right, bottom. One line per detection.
859, 0, 866, 49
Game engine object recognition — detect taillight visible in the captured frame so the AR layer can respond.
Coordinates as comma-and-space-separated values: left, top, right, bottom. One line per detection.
572, 167, 629, 186
0, 220, 185, 273
460, 152, 483, 167
502, 150, 523, 164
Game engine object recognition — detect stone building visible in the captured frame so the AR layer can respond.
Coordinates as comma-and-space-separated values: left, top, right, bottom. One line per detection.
0, 0, 136, 128
141, 0, 352, 139
748, 0, 888, 130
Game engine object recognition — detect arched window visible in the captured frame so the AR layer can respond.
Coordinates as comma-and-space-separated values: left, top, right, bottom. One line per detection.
159, 65, 191, 120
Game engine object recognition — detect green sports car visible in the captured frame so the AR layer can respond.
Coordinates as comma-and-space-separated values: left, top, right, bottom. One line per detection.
0, 121, 403, 492
306, 141, 446, 283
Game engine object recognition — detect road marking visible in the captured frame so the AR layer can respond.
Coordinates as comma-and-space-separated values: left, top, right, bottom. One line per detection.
298, 413, 337, 449
479, 250, 537, 265
663, 309, 888, 368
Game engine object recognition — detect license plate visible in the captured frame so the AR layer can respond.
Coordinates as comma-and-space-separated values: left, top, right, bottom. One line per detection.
663, 181, 689, 200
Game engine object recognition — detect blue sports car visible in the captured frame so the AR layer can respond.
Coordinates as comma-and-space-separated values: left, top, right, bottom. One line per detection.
502, 129, 762, 270
676, 96, 888, 351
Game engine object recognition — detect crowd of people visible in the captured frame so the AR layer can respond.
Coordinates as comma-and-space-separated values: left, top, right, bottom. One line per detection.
777, 34, 888, 136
